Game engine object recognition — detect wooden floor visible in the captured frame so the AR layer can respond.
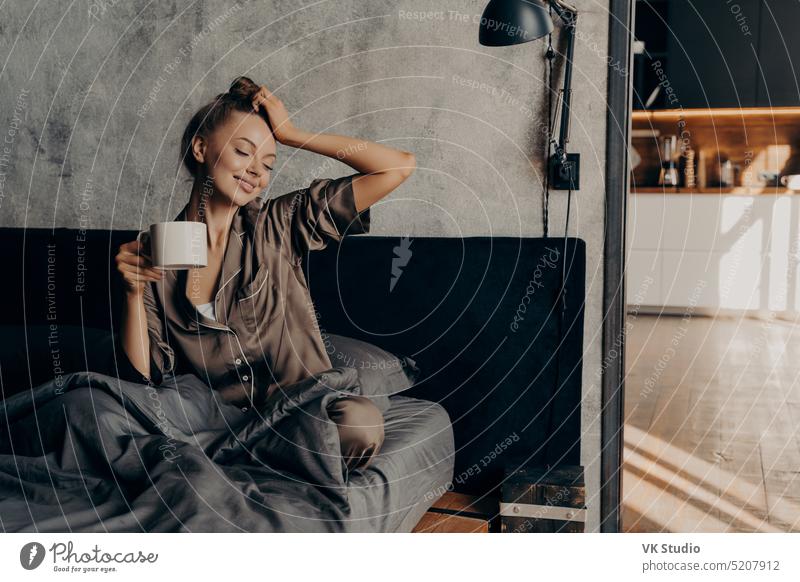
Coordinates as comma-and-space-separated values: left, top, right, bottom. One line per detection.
623, 313, 800, 532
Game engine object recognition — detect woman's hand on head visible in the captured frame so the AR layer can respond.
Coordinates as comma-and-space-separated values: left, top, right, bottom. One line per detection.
115, 239, 164, 295
251, 85, 301, 146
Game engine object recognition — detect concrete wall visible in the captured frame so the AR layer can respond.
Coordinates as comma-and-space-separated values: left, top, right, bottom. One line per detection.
0, 0, 610, 530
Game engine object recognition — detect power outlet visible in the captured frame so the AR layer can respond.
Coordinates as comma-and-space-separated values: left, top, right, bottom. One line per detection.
549, 153, 581, 190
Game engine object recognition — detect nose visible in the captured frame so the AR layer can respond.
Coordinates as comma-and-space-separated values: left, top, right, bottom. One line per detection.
245, 163, 260, 177
243, 154, 265, 176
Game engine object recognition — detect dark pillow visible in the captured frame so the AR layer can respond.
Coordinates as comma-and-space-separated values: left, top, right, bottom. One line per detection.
323, 333, 421, 413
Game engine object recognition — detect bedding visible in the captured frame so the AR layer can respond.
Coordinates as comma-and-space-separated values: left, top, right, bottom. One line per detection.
0, 367, 454, 532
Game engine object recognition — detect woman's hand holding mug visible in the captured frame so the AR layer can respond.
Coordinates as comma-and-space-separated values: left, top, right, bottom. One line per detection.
115, 236, 164, 295
116, 222, 207, 294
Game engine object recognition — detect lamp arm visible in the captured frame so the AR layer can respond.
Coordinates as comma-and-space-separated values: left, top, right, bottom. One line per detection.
548, 0, 578, 162
549, 0, 578, 21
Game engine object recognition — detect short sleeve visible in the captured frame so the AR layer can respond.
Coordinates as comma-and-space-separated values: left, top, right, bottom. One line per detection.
269, 173, 371, 256
140, 281, 177, 383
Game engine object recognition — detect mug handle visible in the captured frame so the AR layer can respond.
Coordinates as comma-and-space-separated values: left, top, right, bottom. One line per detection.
135, 230, 154, 263
135, 230, 147, 252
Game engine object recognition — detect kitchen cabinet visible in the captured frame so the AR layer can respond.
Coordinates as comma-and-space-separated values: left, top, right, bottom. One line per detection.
626, 194, 800, 313
666, 0, 761, 108
633, 0, 800, 108
756, 1, 800, 106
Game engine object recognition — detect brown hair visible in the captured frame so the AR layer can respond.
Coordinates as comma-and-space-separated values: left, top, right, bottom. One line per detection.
180, 76, 272, 178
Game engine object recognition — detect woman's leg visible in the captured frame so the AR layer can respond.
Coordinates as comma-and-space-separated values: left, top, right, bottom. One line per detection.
326, 395, 385, 471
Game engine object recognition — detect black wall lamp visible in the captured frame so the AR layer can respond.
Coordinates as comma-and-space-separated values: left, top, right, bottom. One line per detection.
478, 0, 580, 191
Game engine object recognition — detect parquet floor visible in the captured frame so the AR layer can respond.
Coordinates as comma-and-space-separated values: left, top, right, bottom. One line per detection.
623, 314, 800, 532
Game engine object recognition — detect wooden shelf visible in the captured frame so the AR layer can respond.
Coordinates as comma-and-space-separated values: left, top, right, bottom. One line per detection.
632, 107, 800, 124
629, 107, 800, 194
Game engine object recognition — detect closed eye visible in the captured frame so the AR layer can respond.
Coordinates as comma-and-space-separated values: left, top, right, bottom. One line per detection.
235, 148, 273, 172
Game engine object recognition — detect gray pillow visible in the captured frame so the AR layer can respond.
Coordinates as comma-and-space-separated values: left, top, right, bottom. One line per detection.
323, 334, 421, 413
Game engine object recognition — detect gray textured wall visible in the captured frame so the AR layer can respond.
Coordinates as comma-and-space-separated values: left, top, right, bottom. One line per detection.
0, 0, 610, 530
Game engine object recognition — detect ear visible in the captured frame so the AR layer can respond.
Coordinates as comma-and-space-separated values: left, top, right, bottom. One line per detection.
191, 135, 207, 166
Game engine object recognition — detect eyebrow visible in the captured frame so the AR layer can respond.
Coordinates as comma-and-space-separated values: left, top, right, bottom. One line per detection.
234, 137, 276, 159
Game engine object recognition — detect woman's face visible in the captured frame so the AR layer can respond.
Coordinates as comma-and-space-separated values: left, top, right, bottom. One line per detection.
194, 109, 277, 206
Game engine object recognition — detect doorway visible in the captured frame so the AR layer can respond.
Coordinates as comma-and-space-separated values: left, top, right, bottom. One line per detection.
620, 0, 800, 533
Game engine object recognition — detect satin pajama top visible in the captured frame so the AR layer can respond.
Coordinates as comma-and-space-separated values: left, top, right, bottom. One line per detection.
122, 174, 370, 412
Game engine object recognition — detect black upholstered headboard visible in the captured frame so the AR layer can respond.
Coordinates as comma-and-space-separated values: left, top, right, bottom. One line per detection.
0, 228, 585, 495
305, 236, 585, 494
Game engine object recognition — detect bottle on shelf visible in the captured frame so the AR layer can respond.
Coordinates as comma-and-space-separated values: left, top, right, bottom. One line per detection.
658, 135, 679, 187
680, 145, 696, 189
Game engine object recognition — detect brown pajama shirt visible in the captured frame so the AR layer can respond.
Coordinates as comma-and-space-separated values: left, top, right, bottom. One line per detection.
122, 174, 384, 470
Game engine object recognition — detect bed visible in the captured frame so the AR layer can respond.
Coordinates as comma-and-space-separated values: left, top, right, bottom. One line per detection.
0, 367, 454, 532
0, 227, 586, 532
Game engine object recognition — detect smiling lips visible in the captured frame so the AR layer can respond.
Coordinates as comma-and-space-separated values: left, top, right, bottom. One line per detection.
234, 176, 257, 193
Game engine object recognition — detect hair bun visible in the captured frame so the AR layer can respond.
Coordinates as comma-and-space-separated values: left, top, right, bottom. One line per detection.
228, 76, 260, 101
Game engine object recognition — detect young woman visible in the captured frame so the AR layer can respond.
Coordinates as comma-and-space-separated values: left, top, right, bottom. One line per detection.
115, 76, 416, 472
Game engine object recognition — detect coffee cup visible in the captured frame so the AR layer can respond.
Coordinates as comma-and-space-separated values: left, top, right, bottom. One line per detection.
780, 174, 800, 191
137, 221, 207, 269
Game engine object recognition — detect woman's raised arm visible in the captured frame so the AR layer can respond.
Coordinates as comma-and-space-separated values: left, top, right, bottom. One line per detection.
250, 85, 416, 212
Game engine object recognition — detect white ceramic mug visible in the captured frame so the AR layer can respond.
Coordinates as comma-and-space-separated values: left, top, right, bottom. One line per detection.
780, 174, 800, 191
137, 221, 208, 269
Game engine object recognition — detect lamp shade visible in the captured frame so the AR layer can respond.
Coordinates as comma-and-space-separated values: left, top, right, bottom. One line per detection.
478, 0, 554, 46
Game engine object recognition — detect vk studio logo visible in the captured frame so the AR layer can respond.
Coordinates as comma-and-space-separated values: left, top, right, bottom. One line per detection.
20, 542, 46, 570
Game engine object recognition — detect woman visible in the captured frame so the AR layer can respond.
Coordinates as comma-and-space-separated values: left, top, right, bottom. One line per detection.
115, 76, 416, 472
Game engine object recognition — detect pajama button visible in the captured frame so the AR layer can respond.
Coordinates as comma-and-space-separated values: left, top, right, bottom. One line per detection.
242, 375, 249, 381
235, 358, 242, 365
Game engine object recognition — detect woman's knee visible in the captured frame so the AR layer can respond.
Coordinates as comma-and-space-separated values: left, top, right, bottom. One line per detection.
327, 395, 385, 470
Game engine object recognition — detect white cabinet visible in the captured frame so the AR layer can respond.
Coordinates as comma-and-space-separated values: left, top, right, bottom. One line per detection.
626, 249, 662, 308
626, 194, 800, 313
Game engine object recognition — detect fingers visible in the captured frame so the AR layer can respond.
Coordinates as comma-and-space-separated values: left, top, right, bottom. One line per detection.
122, 264, 163, 281
116, 243, 163, 282
252, 92, 267, 111
119, 240, 141, 254
252, 87, 265, 110
119, 239, 153, 259
252, 86, 279, 111
116, 236, 164, 292
119, 240, 157, 261
118, 262, 164, 282
117, 249, 157, 269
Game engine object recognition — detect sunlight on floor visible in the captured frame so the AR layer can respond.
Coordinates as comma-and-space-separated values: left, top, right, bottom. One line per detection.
623, 425, 800, 532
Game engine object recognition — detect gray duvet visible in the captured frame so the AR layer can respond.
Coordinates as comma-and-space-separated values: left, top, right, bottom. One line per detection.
0, 368, 454, 532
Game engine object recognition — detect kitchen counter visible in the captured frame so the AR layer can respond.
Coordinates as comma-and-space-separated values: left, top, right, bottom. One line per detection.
626, 192, 800, 313
630, 107, 800, 199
